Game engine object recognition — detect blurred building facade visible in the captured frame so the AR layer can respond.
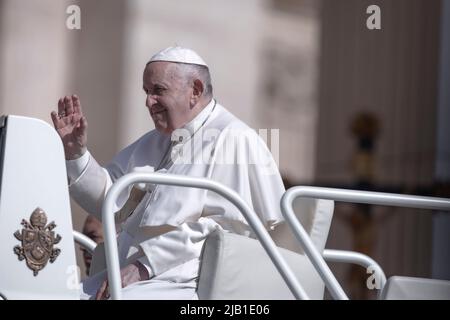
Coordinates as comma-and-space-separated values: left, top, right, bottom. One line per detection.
316, 0, 449, 299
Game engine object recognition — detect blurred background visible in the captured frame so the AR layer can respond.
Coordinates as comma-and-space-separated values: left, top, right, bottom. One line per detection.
1, 0, 449, 299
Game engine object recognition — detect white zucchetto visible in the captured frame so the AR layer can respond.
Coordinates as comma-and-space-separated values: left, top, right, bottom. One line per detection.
148, 46, 208, 67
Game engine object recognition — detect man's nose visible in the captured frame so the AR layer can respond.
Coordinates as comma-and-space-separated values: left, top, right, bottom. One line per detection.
146, 94, 157, 108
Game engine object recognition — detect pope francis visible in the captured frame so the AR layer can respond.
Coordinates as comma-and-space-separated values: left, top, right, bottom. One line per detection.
50, 47, 285, 300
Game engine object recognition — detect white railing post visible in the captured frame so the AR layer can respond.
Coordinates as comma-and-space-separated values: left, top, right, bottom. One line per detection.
281, 186, 450, 300
73, 230, 97, 254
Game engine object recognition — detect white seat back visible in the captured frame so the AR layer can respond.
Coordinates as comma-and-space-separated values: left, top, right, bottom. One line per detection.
197, 229, 326, 299
197, 199, 334, 299
0, 115, 80, 299
381, 276, 450, 300
271, 198, 334, 254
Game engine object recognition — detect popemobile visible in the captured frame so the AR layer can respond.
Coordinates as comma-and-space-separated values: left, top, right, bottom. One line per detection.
1, 115, 449, 300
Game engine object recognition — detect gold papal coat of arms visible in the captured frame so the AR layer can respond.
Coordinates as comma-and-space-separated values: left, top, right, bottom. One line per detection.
13, 208, 62, 276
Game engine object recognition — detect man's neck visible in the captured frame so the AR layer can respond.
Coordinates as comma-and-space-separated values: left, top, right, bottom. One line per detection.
188, 97, 212, 122
172, 98, 215, 141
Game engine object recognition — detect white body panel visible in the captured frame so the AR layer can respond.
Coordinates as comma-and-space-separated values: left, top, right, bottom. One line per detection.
0, 115, 80, 299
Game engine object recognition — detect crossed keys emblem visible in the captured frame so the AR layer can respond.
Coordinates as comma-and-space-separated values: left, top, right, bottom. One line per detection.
13, 208, 62, 276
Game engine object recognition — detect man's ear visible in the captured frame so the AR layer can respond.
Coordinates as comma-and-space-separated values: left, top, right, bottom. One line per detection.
191, 79, 204, 107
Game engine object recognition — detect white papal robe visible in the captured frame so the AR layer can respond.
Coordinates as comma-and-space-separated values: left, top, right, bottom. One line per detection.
67, 99, 285, 299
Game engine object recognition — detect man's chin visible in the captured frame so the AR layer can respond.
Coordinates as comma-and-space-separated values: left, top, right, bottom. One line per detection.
154, 123, 172, 135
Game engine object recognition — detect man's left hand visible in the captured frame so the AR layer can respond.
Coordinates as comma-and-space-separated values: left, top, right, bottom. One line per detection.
95, 261, 150, 300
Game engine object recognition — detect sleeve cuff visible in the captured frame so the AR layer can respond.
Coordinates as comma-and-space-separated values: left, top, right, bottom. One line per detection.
137, 256, 154, 279
66, 150, 90, 184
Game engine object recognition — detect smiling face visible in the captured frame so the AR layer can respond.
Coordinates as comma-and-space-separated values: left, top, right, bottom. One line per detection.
143, 61, 196, 135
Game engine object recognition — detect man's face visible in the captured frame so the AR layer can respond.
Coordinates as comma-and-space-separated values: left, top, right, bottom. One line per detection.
82, 217, 103, 273
143, 62, 193, 135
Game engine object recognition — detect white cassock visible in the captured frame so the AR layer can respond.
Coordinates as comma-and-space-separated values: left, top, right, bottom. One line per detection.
67, 99, 285, 299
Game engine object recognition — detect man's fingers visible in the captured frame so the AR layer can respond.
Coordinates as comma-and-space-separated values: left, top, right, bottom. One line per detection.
57, 98, 65, 115
72, 94, 82, 116
50, 111, 60, 127
80, 116, 88, 131
96, 280, 108, 300
65, 95, 74, 116
96, 280, 106, 300
99, 281, 108, 300
74, 116, 87, 137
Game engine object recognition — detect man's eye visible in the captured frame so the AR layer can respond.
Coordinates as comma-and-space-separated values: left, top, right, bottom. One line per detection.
154, 87, 165, 94
144, 86, 165, 95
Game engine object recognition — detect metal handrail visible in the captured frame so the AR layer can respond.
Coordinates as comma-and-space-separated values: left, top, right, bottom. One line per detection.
73, 230, 97, 254
102, 172, 310, 300
323, 249, 387, 299
281, 186, 450, 300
